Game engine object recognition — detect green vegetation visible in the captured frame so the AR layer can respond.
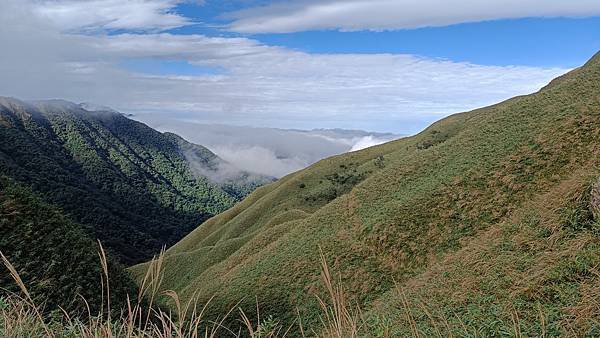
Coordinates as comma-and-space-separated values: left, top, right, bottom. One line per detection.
0, 247, 368, 337
0, 177, 136, 315
130, 52, 600, 335
1, 53, 599, 337
0, 99, 270, 264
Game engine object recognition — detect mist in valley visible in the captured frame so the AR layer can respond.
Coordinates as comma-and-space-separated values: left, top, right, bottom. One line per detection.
137, 117, 401, 178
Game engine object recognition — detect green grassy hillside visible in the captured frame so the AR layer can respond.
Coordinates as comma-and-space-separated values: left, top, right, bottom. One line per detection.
132, 52, 600, 335
0, 99, 270, 264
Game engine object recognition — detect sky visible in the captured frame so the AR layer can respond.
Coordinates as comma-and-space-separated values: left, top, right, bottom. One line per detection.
0, 0, 599, 134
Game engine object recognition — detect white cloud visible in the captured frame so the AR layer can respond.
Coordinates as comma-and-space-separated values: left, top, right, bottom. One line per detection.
350, 136, 389, 152
227, 0, 600, 33
136, 120, 400, 177
211, 145, 306, 178
0, 0, 570, 134
30, 0, 193, 32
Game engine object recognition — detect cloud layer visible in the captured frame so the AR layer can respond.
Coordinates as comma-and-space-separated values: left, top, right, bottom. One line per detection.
0, 0, 570, 134
32, 0, 193, 31
227, 0, 600, 33
137, 119, 399, 177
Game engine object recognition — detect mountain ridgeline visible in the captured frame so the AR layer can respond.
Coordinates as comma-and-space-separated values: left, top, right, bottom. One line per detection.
0, 98, 272, 266
132, 52, 600, 335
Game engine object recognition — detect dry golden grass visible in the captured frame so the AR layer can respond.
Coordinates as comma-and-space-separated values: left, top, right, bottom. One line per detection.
0, 244, 379, 337
365, 168, 600, 337
1, 242, 257, 337
314, 249, 363, 338
3, 235, 590, 337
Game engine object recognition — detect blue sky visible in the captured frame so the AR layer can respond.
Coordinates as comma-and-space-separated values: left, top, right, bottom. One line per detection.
252, 18, 600, 68
169, 2, 600, 68
1, 0, 599, 134
124, 11, 600, 81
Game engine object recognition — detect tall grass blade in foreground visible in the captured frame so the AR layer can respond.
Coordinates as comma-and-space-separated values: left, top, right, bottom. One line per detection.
0, 244, 373, 337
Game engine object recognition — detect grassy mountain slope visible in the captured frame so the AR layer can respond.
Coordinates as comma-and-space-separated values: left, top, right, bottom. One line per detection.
133, 52, 600, 334
0, 99, 270, 264
370, 171, 599, 336
0, 176, 137, 314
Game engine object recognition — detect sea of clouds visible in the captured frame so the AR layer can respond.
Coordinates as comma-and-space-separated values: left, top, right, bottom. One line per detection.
137, 117, 400, 177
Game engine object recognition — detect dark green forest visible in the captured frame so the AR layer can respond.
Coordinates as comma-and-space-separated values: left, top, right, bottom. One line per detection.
0, 98, 270, 265
0, 176, 137, 314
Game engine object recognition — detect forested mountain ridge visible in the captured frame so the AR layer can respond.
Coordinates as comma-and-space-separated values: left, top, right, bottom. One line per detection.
132, 52, 600, 335
0, 97, 271, 264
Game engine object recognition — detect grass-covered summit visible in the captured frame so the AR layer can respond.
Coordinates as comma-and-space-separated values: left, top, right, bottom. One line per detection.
133, 52, 600, 336
0, 98, 271, 264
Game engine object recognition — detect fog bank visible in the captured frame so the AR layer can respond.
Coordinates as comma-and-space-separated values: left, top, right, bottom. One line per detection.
137, 118, 400, 178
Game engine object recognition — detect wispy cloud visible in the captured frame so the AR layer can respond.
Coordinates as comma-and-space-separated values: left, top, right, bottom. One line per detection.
30, 0, 194, 32
226, 0, 600, 33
